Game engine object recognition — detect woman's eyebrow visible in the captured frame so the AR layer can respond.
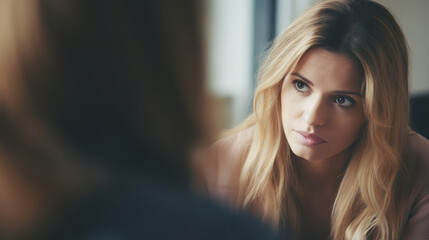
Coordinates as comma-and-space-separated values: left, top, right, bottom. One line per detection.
291, 72, 313, 86
333, 90, 361, 96
291, 72, 361, 97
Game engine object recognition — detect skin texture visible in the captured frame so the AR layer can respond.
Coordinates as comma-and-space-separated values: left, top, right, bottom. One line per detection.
280, 47, 366, 238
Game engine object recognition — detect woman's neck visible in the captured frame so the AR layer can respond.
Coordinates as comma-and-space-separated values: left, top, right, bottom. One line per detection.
296, 148, 350, 190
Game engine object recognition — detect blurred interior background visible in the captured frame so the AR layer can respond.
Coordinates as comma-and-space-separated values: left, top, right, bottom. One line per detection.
206, 0, 429, 131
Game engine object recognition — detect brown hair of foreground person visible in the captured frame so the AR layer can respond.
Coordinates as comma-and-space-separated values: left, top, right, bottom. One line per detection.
0, 0, 203, 234
0, 0, 279, 240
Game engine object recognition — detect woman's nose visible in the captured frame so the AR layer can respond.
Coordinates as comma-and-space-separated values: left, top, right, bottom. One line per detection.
303, 95, 328, 127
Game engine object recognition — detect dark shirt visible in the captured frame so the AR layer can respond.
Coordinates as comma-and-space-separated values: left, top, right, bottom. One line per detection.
46, 173, 279, 240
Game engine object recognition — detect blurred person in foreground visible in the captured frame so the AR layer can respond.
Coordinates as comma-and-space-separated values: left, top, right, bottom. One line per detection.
0, 0, 279, 239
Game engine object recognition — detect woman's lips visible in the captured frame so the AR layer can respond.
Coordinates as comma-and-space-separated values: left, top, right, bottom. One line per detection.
293, 130, 327, 146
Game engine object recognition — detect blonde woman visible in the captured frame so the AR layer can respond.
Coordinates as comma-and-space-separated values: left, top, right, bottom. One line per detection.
196, 0, 429, 239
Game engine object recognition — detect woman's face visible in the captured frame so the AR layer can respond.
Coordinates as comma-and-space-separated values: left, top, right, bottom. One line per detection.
281, 48, 365, 162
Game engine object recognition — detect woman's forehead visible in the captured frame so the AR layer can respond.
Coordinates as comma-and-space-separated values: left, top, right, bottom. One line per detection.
292, 48, 363, 91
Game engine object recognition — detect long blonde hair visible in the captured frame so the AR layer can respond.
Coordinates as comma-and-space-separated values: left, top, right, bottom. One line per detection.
230, 0, 411, 239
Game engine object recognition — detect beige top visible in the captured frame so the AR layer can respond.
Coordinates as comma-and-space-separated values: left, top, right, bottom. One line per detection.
194, 130, 429, 239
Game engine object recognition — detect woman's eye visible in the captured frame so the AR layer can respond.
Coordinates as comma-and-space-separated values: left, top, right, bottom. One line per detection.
293, 80, 309, 93
334, 96, 355, 107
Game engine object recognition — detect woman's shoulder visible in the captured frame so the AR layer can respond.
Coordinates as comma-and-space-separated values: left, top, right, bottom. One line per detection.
408, 131, 429, 177
408, 131, 429, 190
192, 126, 254, 205
409, 131, 429, 157
213, 126, 254, 162
403, 132, 429, 239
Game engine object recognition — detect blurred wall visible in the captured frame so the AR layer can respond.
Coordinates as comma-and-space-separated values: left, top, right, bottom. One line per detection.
206, 0, 253, 127
375, 0, 429, 94
276, 0, 318, 35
